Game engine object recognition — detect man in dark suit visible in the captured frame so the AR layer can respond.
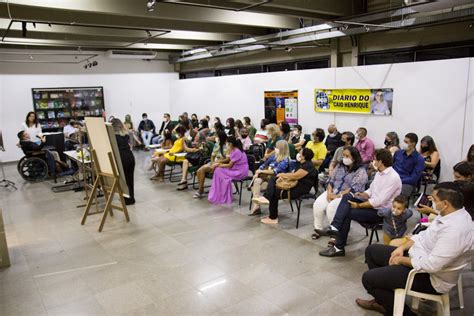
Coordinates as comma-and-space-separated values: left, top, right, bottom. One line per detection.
152, 113, 175, 145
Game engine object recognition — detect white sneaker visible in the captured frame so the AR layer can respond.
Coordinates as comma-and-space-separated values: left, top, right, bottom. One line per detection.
193, 192, 203, 199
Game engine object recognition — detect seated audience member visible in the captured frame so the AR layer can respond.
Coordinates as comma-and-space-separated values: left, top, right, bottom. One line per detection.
319, 149, 402, 257
280, 121, 291, 142
254, 148, 317, 224
194, 131, 228, 199
357, 182, 473, 315
384, 131, 400, 155
249, 140, 290, 216
452, 161, 473, 182
243, 116, 256, 141
197, 119, 210, 140
238, 128, 252, 151
206, 121, 225, 143
149, 130, 175, 172
467, 144, 474, 163
179, 112, 193, 130
151, 125, 186, 181
254, 119, 270, 144
305, 128, 328, 168
263, 123, 282, 160
393, 133, 425, 197
208, 136, 249, 204
176, 137, 210, 191
124, 114, 142, 148
313, 146, 368, 239
152, 113, 175, 145
323, 124, 344, 163
63, 119, 83, 150
377, 195, 412, 245
235, 119, 244, 135
329, 132, 355, 174
63, 119, 79, 139
138, 113, 156, 149
21, 111, 43, 144
225, 118, 238, 137
290, 124, 306, 151
111, 119, 136, 205
419, 135, 440, 180
191, 113, 199, 129
355, 127, 375, 165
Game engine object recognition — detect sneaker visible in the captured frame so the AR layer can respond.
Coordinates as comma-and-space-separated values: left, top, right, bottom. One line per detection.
319, 245, 345, 257
260, 217, 278, 224
252, 196, 270, 205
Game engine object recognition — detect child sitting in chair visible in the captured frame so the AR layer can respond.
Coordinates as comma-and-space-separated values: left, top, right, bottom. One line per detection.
377, 195, 413, 245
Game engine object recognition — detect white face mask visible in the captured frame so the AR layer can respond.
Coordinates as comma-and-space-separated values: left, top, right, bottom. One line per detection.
432, 201, 442, 214
296, 153, 302, 162
274, 148, 280, 155
401, 142, 409, 151
342, 157, 353, 166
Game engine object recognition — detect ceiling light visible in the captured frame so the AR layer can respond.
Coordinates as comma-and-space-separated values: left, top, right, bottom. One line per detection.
147, 0, 156, 12
364, 25, 370, 32
146, 30, 152, 37
29, 54, 33, 60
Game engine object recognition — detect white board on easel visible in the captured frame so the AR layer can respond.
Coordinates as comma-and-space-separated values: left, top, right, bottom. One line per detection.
85, 117, 129, 197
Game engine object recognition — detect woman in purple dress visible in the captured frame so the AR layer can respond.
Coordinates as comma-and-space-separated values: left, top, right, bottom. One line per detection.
208, 136, 249, 204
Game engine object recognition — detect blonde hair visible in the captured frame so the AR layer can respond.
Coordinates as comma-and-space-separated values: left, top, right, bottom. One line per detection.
266, 123, 280, 139
111, 118, 128, 136
275, 140, 290, 162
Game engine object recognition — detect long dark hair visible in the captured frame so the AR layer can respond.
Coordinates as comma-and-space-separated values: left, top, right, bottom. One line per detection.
25, 111, 38, 127
227, 136, 243, 152
175, 125, 187, 137
199, 119, 209, 130
468, 145, 474, 163
226, 118, 236, 137
217, 130, 227, 157
214, 121, 224, 132
343, 146, 363, 172
385, 131, 399, 148
420, 135, 438, 155
235, 119, 244, 130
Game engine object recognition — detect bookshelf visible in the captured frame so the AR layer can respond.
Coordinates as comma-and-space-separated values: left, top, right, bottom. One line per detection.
32, 86, 105, 131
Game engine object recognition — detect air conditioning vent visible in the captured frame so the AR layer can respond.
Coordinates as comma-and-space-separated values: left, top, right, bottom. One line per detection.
105, 50, 157, 59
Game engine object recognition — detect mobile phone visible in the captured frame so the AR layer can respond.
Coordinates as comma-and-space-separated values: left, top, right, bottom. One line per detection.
415, 194, 432, 208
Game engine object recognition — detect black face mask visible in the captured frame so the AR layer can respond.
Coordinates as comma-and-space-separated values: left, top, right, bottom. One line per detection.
384, 140, 391, 146
241, 134, 248, 139
421, 146, 430, 153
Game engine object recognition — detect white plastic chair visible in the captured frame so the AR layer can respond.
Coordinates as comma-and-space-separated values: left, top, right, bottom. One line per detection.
393, 263, 469, 316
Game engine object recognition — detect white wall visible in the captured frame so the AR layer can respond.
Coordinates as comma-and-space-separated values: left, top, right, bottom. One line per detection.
0, 71, 177, 162
171, 58, 474, 181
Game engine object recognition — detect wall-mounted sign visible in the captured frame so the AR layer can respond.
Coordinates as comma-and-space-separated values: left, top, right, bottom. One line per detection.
264, 90, 298, 126
315, 88, 394, 115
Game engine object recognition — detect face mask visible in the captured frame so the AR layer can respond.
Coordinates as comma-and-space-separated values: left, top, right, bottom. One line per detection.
421, 146, 429, 153
143, 118, 148, 121
296, 153, 302, 162
274, 148, 280, 155
199, 124, 203, 129
342, 157, 353, 166
384, 140, 391, 146
241, 134, 248, 139
401, 142, 409, 151
432, 201, 443, 214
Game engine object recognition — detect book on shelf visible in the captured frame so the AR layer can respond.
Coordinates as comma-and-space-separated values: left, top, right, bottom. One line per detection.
47, 111, 55, 119
37, 112, 46, 119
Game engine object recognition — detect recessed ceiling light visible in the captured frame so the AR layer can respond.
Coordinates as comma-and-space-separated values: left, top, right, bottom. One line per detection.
147, 0, 156, 12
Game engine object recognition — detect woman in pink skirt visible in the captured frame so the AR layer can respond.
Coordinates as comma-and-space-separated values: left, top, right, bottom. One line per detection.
208, 136, 249, 204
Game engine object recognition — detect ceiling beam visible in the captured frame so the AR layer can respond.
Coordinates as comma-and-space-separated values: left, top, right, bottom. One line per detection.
1, 1, 300, 29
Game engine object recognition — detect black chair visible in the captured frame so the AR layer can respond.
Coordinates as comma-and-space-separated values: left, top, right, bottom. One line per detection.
233, 154, 256, 205
288, 173, 319, 229
420, 160, 441, 194
358, 222, 383, 245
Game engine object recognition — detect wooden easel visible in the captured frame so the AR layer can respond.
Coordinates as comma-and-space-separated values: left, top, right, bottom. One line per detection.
81, 149, 130, 232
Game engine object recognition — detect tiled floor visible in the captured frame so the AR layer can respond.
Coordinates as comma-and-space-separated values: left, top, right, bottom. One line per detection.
1, 151, 472, 315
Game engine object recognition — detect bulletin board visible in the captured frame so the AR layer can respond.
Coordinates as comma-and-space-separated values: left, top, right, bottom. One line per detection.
264, 90, 298, 126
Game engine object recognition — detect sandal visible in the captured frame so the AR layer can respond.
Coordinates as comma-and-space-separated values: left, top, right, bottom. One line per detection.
248, 208, 262, 216
177, 184, 188, 191
311, 232, 321, 240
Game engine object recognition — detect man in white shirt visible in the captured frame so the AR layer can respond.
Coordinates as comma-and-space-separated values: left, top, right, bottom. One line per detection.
319, 148, 402, 257
63, 120, 78, 138
356, 182, 473, 315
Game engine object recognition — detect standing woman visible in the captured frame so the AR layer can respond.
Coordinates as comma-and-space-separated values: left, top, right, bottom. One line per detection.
111, 118, 136, 205
21, 111, 43, 144
208, 136, 249, 204
419, 135, 440, 179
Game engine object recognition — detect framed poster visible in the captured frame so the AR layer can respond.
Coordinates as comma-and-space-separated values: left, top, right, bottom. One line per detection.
315, 88, 394, 115
264, 90, 298, 126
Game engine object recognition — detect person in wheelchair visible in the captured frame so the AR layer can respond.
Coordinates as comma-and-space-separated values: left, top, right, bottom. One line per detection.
18, 131, 69, 181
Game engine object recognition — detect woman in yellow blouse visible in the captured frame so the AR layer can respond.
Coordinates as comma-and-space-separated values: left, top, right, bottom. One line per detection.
151, 125, 187, 181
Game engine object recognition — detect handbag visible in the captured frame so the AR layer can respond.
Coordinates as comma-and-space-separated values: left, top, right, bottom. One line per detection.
276, 177, 298, 200
185, 151, 203, 166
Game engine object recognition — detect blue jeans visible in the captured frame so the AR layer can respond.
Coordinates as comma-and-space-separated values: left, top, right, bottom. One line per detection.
331, 194, 382, 249
141, 131, 153, 147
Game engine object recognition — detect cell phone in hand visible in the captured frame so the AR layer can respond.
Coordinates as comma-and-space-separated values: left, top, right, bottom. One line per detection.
414, 194, 432, 208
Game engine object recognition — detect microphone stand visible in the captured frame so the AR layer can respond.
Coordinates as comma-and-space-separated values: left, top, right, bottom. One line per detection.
0, 145, 17, 191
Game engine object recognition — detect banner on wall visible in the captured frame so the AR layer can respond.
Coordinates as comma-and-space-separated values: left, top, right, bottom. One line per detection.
264, 90, 298, 126
314, 88, 394, 115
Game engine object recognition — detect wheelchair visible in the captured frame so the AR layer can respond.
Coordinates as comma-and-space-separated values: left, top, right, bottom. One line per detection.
17, 151, 54, 182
